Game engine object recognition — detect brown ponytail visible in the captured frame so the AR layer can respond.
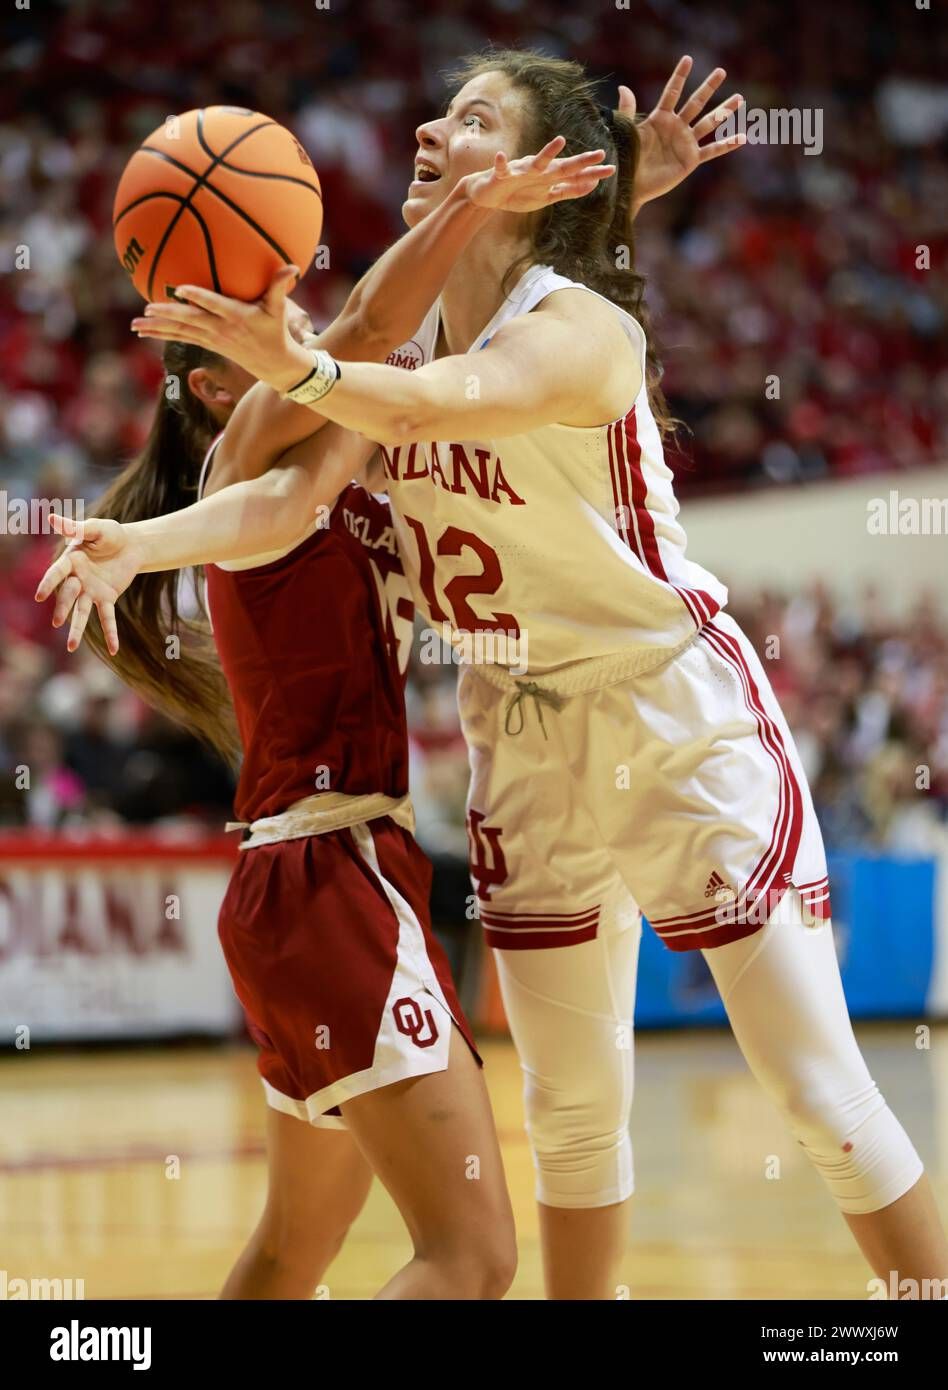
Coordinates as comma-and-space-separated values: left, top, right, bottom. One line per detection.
82, 341, 241, 764
447, 49, 676, 435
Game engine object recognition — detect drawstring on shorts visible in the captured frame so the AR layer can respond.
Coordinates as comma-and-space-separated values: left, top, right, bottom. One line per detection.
503, 681, 565, 739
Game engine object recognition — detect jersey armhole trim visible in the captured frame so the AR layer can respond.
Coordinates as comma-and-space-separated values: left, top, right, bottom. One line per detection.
197, 433, 224, 504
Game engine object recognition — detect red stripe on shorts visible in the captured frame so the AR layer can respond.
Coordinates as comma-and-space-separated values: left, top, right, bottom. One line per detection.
649, 622, 803, 949
704, 622, 800, 899
479, 904, 600, 951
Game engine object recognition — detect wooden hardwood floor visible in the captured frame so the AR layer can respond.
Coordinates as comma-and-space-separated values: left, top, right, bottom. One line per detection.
1, 1023, 945, 1299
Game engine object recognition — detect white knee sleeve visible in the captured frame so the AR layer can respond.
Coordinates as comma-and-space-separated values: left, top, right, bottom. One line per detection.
705, 893, 924, 1216
783, 1074, 923, 1215
522, 1072, 634, 1210
494, 925, 640, 1210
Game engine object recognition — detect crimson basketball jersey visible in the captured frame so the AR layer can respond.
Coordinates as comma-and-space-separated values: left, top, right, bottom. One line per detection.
200, 446, 415, 822
380, 263, 728, 678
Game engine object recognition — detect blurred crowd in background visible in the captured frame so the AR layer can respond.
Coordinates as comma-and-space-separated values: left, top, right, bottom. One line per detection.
1, 0, 947, 856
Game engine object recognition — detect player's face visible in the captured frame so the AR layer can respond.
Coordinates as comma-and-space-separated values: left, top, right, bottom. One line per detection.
403, 71, 529, 228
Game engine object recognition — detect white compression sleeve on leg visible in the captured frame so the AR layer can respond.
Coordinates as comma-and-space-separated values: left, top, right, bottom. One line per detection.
494, 924, 640, 1210
702, 891, 923, 1215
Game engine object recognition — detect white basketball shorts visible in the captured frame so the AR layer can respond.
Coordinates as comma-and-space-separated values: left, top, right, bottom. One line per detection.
458, 612, 830, 952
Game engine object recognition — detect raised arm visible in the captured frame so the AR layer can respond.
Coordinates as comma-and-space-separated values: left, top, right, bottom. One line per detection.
617, 55, 745, 221
200, 181, 497, 492
232, 289, 640, 445
35, 425, 375, 654
135, 140, 615, 492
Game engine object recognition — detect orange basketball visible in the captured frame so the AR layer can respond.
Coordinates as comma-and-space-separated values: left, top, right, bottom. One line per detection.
112, 107, 323, 303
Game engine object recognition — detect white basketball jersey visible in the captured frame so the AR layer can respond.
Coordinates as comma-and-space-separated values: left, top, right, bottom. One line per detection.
380, 263, 727, 678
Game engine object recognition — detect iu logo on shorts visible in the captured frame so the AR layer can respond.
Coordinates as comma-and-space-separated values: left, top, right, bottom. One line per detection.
393, 997, 439, 1049
466, 809, 508, 902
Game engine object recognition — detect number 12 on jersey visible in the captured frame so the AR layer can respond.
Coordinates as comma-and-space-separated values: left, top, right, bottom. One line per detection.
403, 514, 521, 637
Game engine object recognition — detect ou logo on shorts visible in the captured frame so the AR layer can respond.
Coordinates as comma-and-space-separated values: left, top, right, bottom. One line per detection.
393, 996, 439, 1049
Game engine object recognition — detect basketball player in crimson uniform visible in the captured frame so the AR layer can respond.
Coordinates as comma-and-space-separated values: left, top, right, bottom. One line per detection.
202, 416, 519, 1299
46, 353, 520, 1299
43, 53, 947, 1300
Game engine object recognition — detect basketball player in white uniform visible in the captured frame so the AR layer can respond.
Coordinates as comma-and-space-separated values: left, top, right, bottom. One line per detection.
42, 55, 947, 1299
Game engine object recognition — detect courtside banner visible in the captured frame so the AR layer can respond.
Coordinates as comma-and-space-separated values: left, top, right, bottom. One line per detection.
833, 852, 936, 1018
926, 848, 948, 1018
0, 834, 242, 1042
634, 851, 942, 1027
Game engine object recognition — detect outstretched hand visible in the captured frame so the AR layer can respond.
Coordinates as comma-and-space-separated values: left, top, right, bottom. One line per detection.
621, 55, 745, 211
130, 264, 313, 392
34, 514, 147, 655
463, 137, 615, 213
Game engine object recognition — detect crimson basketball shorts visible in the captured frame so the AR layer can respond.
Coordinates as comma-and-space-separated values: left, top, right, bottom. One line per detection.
217, 815, 480, 1128
458, 612, 830, 953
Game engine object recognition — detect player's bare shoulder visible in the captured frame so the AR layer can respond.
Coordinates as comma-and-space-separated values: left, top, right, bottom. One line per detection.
533, 285, 643, 423
534, 286, 638, 356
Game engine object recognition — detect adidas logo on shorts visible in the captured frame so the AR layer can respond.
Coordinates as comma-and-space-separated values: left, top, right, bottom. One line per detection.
705, 871, 737, 903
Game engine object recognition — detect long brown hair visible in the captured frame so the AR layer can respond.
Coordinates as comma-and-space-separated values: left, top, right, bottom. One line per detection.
447, 49, 674, 433
82, 340, 241, 763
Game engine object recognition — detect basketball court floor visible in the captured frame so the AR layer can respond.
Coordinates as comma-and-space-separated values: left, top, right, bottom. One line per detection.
3, 1023, 945, 1300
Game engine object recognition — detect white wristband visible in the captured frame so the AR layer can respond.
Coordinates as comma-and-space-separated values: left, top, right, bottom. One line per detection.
281, 349, 340, 404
